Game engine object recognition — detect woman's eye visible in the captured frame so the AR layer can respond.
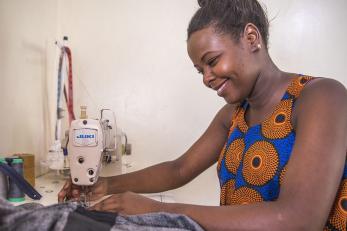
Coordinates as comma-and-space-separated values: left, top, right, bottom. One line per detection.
207, 57, 218, 67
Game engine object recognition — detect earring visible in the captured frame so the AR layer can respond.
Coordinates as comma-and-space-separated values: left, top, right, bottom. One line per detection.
257, 44, 261, 49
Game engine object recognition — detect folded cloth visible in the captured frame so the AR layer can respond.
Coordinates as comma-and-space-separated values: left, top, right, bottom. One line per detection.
111, 212, 205, 231
0, 198, 204, 231
0, 198, 76, 231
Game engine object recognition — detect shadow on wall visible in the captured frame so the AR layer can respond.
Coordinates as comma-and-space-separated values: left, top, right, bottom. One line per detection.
20, 40, 53, 176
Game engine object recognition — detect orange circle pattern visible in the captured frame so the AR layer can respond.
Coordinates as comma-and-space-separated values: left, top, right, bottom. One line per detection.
326, 180, 347, 230
236, 108, 248, 133
225, 138, 245, 174
230, 187, 263, 205
262, 99, 293, 139
220, 179, 235, 205
228, 118, 237, 135
279, 166, 287, 186
287, 76, 313, 98
243, 141, 279, 186
218, 111, 240, 172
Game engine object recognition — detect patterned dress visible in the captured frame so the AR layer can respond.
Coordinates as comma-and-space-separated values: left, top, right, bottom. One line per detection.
217, 75, 347, 230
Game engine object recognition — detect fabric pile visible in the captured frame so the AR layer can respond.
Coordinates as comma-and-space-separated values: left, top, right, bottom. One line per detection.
0, 198, 204, 231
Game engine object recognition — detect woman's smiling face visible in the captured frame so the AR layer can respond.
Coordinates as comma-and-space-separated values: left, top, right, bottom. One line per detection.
187, 26, 259, 105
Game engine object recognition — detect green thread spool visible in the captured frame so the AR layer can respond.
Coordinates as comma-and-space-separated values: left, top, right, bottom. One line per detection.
7, 158, 25, 202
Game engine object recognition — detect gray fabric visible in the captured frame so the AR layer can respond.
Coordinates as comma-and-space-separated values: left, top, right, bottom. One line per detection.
0, 198, 77, 231
112, 212, 204, 231
0, 199, 204, 231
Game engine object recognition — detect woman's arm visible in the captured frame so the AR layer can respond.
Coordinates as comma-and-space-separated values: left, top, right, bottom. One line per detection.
159, 78, 347, 231
106, 104, 235, 194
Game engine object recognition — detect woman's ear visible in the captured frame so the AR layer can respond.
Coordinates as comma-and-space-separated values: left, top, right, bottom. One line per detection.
243, 23, 262, 52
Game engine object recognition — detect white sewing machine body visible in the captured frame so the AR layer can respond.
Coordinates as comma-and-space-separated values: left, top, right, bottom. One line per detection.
67, 108, 124, 188
68, 119, 104, 186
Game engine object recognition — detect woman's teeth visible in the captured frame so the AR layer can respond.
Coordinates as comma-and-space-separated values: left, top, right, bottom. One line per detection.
217, 80, 228, 96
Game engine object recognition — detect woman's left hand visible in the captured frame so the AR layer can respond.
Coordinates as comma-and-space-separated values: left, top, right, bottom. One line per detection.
89, 191, 162, 215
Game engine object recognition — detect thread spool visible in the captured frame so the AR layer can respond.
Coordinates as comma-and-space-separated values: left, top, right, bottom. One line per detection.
80, 106, 88, 119
7, 158, 25, 202
0, 158, 8, 199
16, 154, 35, 187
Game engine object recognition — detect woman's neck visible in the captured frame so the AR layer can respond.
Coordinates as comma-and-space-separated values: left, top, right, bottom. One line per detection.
246, 57, 288, 111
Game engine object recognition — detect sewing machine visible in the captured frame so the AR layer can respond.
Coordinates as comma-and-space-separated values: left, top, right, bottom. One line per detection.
68, 108, 118, 187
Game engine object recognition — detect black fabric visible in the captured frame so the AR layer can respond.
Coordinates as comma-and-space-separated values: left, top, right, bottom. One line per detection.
63, 211, 113, 231
75, 206, 117, 226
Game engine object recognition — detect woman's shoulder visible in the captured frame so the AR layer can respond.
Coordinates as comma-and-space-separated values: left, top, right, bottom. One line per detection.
294, 76, 347, 124
305, 76, 345, 92
299, 77, 347, 103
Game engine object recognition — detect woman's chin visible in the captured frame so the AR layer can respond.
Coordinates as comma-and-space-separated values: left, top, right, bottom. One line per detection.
222, 94, 243, 105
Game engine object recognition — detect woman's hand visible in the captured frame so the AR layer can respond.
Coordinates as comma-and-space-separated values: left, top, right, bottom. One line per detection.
58, 177, 108, 203
89, 191, 162, 215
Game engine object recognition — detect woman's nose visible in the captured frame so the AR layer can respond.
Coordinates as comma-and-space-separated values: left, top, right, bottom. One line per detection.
202, 68, 215, 88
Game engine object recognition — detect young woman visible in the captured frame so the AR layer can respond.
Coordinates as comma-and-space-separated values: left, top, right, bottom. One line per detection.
59, 0, 347, 230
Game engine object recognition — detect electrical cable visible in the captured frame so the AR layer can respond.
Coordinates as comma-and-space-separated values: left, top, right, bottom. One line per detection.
64, 46, 75, 124
55, 46, 65, 140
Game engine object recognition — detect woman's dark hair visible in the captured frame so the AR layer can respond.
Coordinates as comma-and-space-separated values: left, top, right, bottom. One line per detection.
187, 0, 269, 49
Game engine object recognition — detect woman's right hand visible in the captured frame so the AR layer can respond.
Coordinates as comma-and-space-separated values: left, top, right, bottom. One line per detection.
58, 177, 109, 203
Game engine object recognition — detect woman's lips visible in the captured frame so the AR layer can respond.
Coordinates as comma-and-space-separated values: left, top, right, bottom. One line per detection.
217, 80, 229, 96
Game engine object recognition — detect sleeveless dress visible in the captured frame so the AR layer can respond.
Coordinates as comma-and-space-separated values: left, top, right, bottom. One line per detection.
217, 75, 347, 230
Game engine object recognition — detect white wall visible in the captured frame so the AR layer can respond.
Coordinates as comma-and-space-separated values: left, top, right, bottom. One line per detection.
266, 0, 347, 85
0, 0, 346, 205
0, 0, 58, 175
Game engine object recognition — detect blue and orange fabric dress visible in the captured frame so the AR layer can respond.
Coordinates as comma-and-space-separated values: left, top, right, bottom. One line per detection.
217, 75, 347, 230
